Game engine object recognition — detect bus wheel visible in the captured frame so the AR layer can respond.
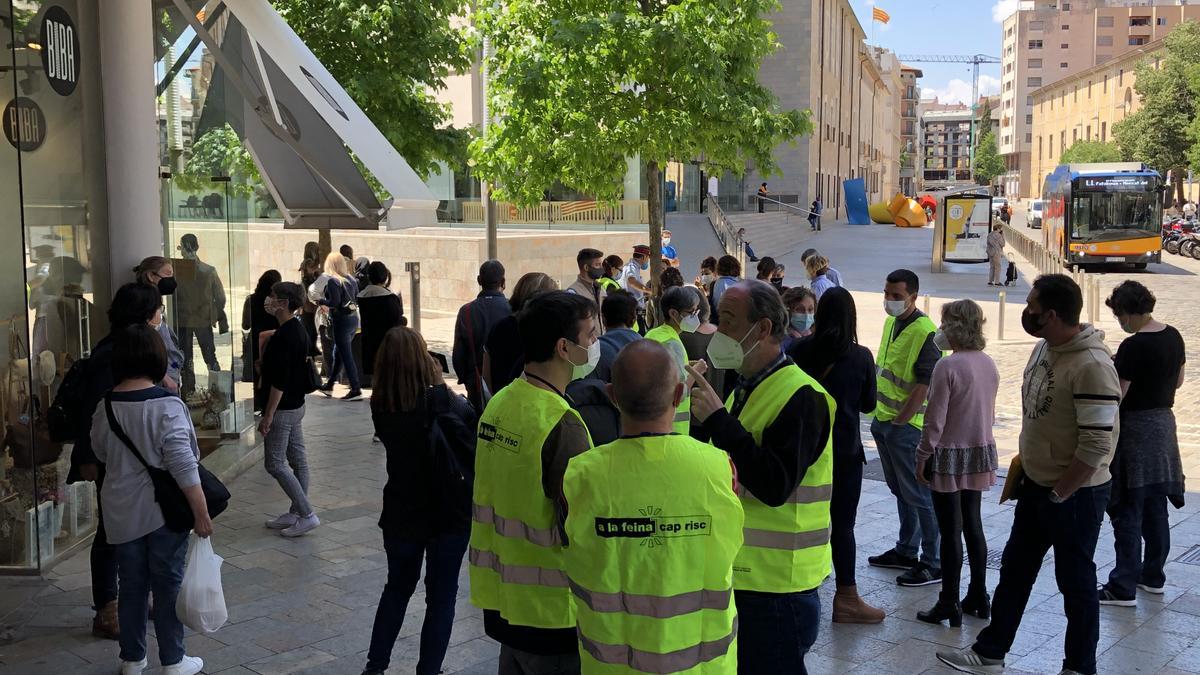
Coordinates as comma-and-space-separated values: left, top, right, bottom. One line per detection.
1132, 263, 1148, 270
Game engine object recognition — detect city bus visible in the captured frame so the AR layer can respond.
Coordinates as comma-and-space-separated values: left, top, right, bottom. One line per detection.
1041, 162, 1163, 269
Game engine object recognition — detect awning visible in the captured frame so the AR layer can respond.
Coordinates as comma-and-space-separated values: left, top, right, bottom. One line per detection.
166, 0, 437, 229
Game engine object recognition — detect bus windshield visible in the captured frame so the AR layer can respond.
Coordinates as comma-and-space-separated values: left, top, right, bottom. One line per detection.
1070, 190, 1160, 241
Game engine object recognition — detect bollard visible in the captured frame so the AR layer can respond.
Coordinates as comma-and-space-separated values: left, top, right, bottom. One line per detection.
923, 295, 931, 315
998, 291, 1006, 341
405, 261, 421, 334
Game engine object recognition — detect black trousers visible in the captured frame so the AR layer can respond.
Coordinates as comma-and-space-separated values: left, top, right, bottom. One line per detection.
831, 453, 865, 587
91, 469, 118, 610
931, 489, 987, 605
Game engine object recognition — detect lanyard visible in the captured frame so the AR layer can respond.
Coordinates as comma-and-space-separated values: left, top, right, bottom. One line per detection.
524, 372, 566, 399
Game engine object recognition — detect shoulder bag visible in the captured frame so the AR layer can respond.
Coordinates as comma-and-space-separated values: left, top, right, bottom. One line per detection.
104, 396, 230, 532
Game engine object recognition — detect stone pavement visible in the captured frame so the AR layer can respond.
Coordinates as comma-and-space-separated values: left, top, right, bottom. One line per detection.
3, 392, 1200, 674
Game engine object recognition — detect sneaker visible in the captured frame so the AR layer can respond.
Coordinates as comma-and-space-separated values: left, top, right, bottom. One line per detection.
897, 563, 942, 587
342, 390, 364, 402
92, 600, 119, 640
265, 513, 299, 530
1138, 582, 1165, 595
162, 655, 204, 675
120, 658, 148, 675
317, 383, 335, 398
1098, 584, 1136, 607
868, 548, 920, 570
936, 648, 1004, 675
281, 514, 320, 538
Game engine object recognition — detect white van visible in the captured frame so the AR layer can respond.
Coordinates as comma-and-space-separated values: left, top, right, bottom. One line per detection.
1029, 199, 1044, 229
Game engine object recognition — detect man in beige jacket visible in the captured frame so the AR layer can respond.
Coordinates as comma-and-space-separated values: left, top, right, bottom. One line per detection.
938, 274, 1120, 675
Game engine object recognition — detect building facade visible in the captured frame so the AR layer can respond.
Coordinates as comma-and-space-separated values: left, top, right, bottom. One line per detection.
999, 0, 1200, 199
1029, 40, 1159, 196
900, 66, 923, 195
919, 96, 1001, 188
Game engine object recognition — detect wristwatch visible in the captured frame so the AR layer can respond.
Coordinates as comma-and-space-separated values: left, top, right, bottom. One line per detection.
1048, 490, 1067, 504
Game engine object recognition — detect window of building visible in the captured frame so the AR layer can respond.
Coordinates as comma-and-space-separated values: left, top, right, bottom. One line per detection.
1097, 16, 1114, 28
1157, 17, 1167, 26
1061, 43, 1069, 49
1073, 128, 1078, 143
1061, 130, 1066, 153
1097, 35, 1113, 47
1029, 58, 1043, 68
1029, 39, 1044, 49
1061, 24, 1070, 30
1028, 77, 1043, 87
1130, 37, 1148, 46
1103, 74, 1108, 93
1006, 81, 1014, 91
1062, 2, 1070, 9
1061, 62, 1069, 68
1007, 26, 1014, 37
1049, 135, 1055, 158
1025, 132, 1032, 143
1027, 95, 1034, 107
1087, 80, 1092, 97
1130, 16, 1150, 27
1074, 85, 1078, 102
1006, 63, 1014, 74
1026, 114, 1034, 125
1119, 69, 1124, 85
1030, 20, 1045, 31
1101, 120, 1107, 141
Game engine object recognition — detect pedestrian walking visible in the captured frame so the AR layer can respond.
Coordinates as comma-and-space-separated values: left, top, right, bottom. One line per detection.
470, 291, 596, 674
809, 195, 823, 231
452, 260, 510, 412
1099, 280, 1186, 606
133, 257, 184, 392
987, 224, 1006, 286
644, 286, 706, 435
562, 340, 743, 673
914, 299, 999, 627
688, 280, 833, 674
566, 248, 606, 339
242, 270, 281, 409
483, 271, 557, 395
92, 323, 210, 675
938, 274, 1120, 675
316, 252, 363, 401
868, 269, 943, 587
362, 327, 477, 675
802, 249, 843, 287
357, 261, 406, 389
805, 254, 837, 302
788, 286, 883, 624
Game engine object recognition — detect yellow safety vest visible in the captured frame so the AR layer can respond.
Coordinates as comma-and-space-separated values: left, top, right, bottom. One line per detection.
643, 324, 691, 434
727, 364, 834, 593
874, 314, 937, 429
563, 434, 744, 674
469, 377, 593, 629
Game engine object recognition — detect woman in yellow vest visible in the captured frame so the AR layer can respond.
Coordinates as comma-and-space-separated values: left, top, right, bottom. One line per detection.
643, 286, 706, 435
564, 340, 743, 673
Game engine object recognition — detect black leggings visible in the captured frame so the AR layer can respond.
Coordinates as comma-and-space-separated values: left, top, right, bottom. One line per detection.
932, 489, 988, 605
831, 453, 865, 587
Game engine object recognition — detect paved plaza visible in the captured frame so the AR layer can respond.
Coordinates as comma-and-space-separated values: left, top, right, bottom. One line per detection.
3, 217, 1200, 674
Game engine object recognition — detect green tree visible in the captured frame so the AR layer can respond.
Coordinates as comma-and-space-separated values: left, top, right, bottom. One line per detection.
471, 0, 810, 283
973, 128, 1005, 186
273, 0, 472, 180
1114, 20, 1200, 206
1060, 140, 1125, 164
176, 124, 260, 198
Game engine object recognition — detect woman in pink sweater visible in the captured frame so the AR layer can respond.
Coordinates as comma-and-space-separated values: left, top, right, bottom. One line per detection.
915, 299, 999, 627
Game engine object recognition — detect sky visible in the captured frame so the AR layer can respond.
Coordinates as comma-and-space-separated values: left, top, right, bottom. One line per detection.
854, 0, 1008, 105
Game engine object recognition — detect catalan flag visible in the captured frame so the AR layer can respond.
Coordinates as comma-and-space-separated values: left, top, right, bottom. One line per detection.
872, 6, 890, 24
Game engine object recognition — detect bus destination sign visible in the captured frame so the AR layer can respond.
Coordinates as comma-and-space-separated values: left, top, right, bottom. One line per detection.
1079, 175, 1153, 192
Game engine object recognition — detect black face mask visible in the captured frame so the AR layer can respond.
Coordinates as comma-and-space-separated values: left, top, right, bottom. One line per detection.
770, 278, 784, 288
587, 267, 604, 280
1021, 309, 1044, 337
157, 277, 178, 296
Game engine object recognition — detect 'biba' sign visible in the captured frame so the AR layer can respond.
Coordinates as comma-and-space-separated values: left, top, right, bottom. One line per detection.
3, 98, 46, 151
40, 5, 79, 96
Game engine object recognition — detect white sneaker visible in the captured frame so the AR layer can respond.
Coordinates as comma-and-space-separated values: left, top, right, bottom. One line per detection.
936, 648, 1005, 674
162, 655, 204, 675
281, 513, 320, 537
265, 513, 300, 530
120, 658, 147, 675
1138, 582, 1166, 595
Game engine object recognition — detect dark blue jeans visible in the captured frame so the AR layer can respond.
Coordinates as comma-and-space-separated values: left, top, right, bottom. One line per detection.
871, 418, 940, 567
1107, 488, 1171, 598
91, 470, 118, 610
327, 312, 361, 390
973, 481, 1110, 675
115, 525, 190, 665
366, 530, 470, 674
735, 588, 820, 675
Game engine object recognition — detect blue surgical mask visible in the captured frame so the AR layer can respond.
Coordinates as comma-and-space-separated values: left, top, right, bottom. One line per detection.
641, 260, 649, 270
790, 313, 815, 333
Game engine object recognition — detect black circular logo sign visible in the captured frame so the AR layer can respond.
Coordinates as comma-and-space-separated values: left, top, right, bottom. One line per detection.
40, 6, 80, 96
3, 98, 46, 151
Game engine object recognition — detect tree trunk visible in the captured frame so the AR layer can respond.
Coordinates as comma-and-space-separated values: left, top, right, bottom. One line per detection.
647, 159, 664, 304
318, 229, 332, 262
1175, 170, 1185, 209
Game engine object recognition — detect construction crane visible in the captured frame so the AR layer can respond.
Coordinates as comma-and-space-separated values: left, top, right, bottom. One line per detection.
897, 54, 1002, 181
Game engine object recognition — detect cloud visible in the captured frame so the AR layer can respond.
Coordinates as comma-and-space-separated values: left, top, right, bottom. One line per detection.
924, 75, 1002, 105
992, 0, 1019, 23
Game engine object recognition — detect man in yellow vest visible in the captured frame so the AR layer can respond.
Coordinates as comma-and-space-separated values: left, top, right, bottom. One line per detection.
687, 280, 833, 674
562, 340, 744, 673
644, 286, 707, 435
470, 291, 597, 674
867, 269, 944, 587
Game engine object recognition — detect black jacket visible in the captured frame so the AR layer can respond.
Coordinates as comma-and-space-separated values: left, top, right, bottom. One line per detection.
566, 378, 620, 446
66, 336, 115, 482
357, 286, 406, 376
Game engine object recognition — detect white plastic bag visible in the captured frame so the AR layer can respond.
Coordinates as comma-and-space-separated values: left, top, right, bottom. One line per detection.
176, 535, 228, 633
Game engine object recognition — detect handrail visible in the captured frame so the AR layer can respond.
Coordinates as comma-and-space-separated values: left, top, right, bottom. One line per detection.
707, 196, 746, 272
757, 194, 820, 219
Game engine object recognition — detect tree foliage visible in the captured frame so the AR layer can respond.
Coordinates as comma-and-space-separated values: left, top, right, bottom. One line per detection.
176, 124, 260, 198
471, 0, 811, 282
974, 128, 1004, 186
272, 0, 472, 179
1060, 140, 1125, 164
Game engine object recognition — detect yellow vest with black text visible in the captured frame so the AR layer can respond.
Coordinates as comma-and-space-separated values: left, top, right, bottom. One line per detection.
563, 435, 744, 674
727, 365, 834, 593
874, 314, 937, 429
469, 377, 592, 629
644, 324, 691, 434
598, 277, 639, 332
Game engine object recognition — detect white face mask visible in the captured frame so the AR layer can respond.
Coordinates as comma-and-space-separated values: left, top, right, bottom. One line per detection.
933, 329, 951, 352
263, 297, 276, 314
884, 299, 909, 317
566, 339, 601, 380
699, 273, 714, 286
678, 311, 701, 334
707, 324, 760, 370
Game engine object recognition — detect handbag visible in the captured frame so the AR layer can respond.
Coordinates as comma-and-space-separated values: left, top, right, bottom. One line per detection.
104, 396, 230, 532
999, 455, 1025, 504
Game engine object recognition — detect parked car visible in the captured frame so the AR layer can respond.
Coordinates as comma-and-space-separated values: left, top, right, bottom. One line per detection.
1029, 199, 1044, 229
991, 196, 1009, 218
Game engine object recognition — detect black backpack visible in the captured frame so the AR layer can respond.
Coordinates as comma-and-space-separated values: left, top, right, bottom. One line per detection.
426, 390, 478, 517
48, 356, 90, 443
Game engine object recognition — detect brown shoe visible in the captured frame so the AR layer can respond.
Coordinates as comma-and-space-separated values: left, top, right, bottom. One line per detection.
91, 600, 119, 640
832, 585, 885, 624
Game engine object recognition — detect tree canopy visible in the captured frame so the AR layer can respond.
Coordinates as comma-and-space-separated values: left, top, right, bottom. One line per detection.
974, 127, 1004, 186
1060, 140, 1125, 165
176, 124, 259, 198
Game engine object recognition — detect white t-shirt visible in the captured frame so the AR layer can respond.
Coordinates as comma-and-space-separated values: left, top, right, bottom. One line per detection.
622, 260, 645, 308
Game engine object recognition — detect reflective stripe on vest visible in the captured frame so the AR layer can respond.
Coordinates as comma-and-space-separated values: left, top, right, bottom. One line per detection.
469, 377, 592, 629
569, 579, 732, 619
874, 314, 937, 429
727, 363, 834, 593
644, 325, 692, 433
578, 618, 738, 674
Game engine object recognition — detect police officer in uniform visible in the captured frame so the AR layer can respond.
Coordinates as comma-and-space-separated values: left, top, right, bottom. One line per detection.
562, 340, 743, 673
688, 280, 834, 674
470, 291, 597, 674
